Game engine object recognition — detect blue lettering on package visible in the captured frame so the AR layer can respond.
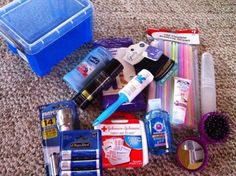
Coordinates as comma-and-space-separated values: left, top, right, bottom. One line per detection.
145, 46, 163, 61
124, 136, 142, 150
89, 56, 100, 65
135, 74, 146, 84
61, 130, 101, 150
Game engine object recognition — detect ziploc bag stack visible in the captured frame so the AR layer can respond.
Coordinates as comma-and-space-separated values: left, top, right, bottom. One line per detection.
147, 28, 200, 128
95, 112, 149, 168
59, 130, 102, 176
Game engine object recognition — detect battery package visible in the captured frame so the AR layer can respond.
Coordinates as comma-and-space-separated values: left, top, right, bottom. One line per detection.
38, 100, 79, 176
60, 170, 101, 176
94, 112, 149, 169
59, 130, 103, 175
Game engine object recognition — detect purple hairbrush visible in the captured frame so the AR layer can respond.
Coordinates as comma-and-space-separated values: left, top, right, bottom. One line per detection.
176, 111, 230, 172
199, 112, 230, 144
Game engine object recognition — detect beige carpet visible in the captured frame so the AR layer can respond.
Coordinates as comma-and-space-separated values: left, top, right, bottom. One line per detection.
0, 0, 236, 175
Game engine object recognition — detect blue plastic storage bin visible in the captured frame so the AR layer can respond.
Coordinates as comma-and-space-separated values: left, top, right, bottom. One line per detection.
0, 0, 93, 76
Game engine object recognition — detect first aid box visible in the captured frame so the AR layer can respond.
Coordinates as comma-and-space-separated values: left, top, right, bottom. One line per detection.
95, 112, 149, 169
0, 0, 93, 76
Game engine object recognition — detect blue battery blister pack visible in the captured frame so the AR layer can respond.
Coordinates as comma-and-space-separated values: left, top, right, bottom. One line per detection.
38, 100, 79, 176
59, 130, 102, 176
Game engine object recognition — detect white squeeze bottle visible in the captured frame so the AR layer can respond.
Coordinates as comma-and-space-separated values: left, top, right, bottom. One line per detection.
201, 52, 216, 115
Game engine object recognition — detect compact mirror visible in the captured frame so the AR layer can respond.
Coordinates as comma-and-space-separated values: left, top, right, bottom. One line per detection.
177, 139, 208, 172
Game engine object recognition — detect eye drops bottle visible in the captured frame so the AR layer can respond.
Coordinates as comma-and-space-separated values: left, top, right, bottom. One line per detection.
144, 99, 174, 155
72, 59, 124, 110
63, 47, 113, 92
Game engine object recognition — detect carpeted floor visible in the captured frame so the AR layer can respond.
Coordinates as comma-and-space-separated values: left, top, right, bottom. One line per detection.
0, 0, 236, 175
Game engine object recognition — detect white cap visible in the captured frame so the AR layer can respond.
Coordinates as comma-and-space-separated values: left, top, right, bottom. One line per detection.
147, 98, 162, 112
201, 52, 216, 115
201, 52, 215, 87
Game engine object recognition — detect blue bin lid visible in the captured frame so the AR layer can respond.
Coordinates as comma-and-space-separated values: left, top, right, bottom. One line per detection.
0, 0, 93, 55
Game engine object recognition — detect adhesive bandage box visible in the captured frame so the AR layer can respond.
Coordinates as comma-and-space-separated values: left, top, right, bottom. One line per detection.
94, 112, 149, 168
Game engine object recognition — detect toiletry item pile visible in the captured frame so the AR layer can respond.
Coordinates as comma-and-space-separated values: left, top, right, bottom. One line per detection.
36, 29, 230, 175
0, 0, 230, 174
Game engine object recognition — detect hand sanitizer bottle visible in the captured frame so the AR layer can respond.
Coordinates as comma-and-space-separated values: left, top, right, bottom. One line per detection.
144, 99, 174, 155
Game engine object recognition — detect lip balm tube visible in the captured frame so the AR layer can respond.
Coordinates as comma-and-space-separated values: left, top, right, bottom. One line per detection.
60, 160, 100, 171
60, 170, 101, 176
61, 149, 100, 160
172, 77, 191, 124
56, 109, 73, 131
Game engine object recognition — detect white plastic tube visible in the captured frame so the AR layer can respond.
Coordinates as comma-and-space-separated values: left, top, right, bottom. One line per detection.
201, 52, 216, 115
119, 69, 154, 102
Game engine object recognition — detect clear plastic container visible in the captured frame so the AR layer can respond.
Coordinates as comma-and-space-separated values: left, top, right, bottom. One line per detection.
0, 0, 93, 76
201, 52, 216, 115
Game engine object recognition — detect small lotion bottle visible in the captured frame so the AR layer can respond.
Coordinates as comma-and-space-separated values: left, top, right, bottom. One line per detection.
144, 99, 174, 155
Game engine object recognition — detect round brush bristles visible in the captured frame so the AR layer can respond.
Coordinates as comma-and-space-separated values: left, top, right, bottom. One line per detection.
201, 112, 230, 143
204, 112, 229, 141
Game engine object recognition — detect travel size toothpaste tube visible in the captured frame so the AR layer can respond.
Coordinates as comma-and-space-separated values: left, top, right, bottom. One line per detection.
60, 170, 101, 176
172, 77, 191, 125
61, 149, 100, 160
60, 160, 100, 171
